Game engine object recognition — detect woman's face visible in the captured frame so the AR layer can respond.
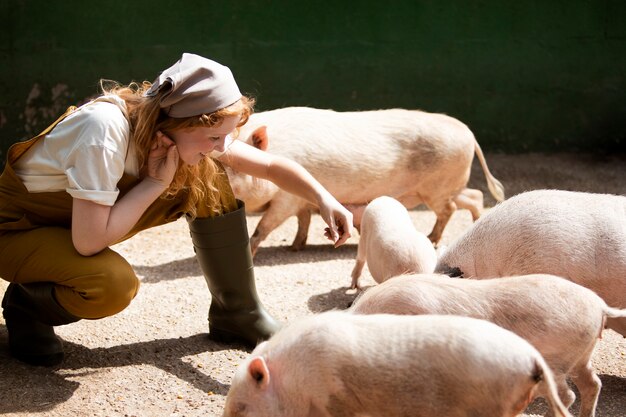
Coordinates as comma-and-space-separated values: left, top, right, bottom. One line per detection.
167, 115, 241, 165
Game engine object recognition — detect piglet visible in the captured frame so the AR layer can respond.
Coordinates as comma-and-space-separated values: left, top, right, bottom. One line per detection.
351, 196, 437, 289
351, 273, 626, 417
435, 189, 626, 336
223, 311, 572, 417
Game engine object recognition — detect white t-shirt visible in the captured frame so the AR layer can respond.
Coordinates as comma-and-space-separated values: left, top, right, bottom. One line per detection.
13, 95, 138, 206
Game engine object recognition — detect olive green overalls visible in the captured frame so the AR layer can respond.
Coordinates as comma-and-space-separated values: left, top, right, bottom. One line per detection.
0, 107, 279, 366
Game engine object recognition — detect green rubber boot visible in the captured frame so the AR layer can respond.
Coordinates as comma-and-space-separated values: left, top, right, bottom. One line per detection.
188, 201, 281, 348
2, 282, 79, 366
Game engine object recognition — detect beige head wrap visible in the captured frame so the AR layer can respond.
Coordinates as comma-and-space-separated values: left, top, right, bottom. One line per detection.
145, 53, 242, 118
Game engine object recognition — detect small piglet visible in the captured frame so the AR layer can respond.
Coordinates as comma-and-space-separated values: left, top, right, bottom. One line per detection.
223, 311, 572, 417
351, 196, 437, 289
435, 189, 626, 336
351, 273, 626, 417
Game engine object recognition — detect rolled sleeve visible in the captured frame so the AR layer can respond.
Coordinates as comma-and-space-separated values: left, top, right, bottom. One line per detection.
66, 187, 120, 206
65, 144, 124, 206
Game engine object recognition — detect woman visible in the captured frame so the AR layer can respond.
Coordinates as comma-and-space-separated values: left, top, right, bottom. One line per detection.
0, 53, 353, 366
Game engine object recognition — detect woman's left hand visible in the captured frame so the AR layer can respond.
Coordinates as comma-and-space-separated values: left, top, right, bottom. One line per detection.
319, 197, 353, 247
147, 131, 179, 188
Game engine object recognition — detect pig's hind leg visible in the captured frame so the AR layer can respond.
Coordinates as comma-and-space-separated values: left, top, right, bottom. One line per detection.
350, 246, 366, 290
250, 195, 304, 255
453, 188, 483, 221
424, 197, 457, 245
546, 373, 576, 417
569, 353, 602, 417
291, 208, 311, 251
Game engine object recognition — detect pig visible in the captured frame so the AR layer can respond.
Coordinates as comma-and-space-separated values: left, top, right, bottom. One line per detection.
434, 189, 626, 337
350, 273, 626, 417
222, 311, 572, 417
350, 196, 437, 289
224, 106, 505, 255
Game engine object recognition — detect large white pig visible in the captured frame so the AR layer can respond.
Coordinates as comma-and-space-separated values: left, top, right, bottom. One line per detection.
224, 106, 505, 255
350, 196, 437, 289
434, 189, 626, 336
223, 311, 572, 417
351, 273, 626, 417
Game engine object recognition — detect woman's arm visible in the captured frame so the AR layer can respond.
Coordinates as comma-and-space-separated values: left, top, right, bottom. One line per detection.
72, 133, 178, 256
219, 140, 352, 247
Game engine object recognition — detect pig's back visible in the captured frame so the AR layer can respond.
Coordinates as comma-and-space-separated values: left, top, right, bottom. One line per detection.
246, 106, 473, 169
268, 312, 541, 417
353, 273, 606, 333
271, 312, 538, 368
437, 190, 626, 307
351, 273, 606, 383
252, 106, 471, 147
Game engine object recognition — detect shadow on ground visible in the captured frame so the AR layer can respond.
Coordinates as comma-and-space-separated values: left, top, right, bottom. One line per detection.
307, 286, 362, 313
133, 243, 358, 284
0, 327, 246, 415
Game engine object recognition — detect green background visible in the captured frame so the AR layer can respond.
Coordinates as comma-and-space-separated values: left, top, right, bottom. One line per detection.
1, 0, 625, 164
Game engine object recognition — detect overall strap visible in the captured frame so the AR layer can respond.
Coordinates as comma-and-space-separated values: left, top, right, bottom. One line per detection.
7, 106, 78, 165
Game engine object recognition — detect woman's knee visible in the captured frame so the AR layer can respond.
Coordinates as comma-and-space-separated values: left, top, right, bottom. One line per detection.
56, 251, 140, 319
95, 259, 140, 315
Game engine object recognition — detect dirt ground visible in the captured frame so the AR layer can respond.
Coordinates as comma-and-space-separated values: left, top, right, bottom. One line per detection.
0, 152, 625, 417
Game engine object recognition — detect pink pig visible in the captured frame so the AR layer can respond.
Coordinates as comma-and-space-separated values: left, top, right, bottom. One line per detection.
350, 196, 437, 289
224, 106, 504, 255
223, 311, 572, 417
350, 273, 626, 417
435, 189, 626, 337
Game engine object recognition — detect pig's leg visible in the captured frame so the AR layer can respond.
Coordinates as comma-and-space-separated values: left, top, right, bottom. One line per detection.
453, 188, 483, 221
250, 225, 269, 256
249, 194, 304, 256
350, 229, 368, 289
549, 374, 576, 417
290, 209, 311, 251
570, 357, 601, 417
425, 198, 457, 245
350, 258, 365, 290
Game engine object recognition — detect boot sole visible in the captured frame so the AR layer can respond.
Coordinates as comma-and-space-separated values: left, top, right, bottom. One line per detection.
208, 328, 256, 349
10, 348, 64, 367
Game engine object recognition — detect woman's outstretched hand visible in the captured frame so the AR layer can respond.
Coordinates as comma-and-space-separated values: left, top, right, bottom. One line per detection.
146, 131, 179, 188
320, 197, 353, 248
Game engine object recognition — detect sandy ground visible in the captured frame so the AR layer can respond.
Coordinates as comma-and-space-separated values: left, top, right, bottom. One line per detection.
0, 152, 625, 417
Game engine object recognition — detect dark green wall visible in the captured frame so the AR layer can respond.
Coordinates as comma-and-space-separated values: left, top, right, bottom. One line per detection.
1, 0, 625, 164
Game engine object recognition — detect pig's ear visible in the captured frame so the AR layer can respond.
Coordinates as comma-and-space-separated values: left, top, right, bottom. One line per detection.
248, 356, 270, 389
250, 126, 269, 151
